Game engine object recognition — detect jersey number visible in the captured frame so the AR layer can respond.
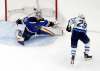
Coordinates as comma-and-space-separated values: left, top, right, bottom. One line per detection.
77, 20, 87, 29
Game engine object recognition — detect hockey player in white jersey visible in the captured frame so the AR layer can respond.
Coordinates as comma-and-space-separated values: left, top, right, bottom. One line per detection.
66, 14, 92, 64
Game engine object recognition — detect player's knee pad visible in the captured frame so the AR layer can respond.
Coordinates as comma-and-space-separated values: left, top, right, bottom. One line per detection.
71, 45, 77, 48
84, 43, 90, 48
84, 36, 90, 44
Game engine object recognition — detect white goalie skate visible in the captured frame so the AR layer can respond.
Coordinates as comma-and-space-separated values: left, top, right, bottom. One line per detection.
16, 30, 24, 45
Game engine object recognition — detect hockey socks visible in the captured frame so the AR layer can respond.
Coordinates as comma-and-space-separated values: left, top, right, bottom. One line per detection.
71, 55, 75, 64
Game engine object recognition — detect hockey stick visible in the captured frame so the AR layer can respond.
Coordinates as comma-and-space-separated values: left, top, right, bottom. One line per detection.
40, 27, 55, 36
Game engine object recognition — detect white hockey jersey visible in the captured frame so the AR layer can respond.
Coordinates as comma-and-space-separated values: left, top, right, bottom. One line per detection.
68, 17, 87, 31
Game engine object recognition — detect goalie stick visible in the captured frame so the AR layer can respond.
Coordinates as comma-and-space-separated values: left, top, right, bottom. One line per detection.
40, 26, 55, 36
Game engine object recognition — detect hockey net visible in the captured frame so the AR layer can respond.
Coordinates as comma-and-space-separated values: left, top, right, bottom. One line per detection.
3, 0, 66, 35
8, 7, 56, 22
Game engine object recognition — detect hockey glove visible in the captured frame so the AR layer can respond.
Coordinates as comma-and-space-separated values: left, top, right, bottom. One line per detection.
66, 25, 71, 32
37, 18, 44, 22
16, 19, 23, 25
48, 22, 55, 27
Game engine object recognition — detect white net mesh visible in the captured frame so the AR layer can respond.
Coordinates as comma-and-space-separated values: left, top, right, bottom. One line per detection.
6, 0, 54, 21
8, 7, 55, 21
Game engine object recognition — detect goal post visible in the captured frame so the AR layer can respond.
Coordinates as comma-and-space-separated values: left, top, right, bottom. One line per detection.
55, 0, 58, 20
4, 0, 58, 21
5, 0, 7, 21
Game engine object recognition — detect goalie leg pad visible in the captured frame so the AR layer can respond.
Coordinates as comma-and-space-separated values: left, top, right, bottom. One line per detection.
22, 28, 35, 41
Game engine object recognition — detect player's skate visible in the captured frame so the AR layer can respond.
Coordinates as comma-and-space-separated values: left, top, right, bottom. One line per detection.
84, 52, 92, 60
18, 41, 24, 45
16, 36, 24, 45
71, 55, 75, 64
16, 30, 24, 45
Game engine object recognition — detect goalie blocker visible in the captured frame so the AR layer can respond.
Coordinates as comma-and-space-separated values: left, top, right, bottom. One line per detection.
16, 16, 63, 45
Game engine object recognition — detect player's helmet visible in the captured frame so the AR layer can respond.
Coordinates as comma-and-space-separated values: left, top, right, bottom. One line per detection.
78, 14, 85, 19
33, 8, 37, 11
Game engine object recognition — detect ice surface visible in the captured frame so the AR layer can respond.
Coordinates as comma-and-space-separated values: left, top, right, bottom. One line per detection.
0, 21, 100, 71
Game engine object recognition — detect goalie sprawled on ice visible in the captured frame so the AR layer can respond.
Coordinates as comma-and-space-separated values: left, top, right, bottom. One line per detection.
16, 16, 62, 45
